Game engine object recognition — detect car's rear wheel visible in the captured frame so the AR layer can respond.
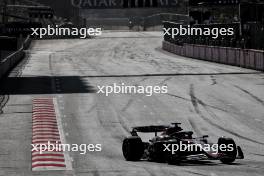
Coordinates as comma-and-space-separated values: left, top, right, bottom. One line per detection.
122, 136, 144, 161
218, 137, 237, 164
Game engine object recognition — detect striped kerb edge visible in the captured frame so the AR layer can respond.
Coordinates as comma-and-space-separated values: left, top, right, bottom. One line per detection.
32, 98, 68, 171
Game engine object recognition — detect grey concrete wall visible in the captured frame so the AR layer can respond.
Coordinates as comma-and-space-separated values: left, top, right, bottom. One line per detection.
162, 41, 264, 71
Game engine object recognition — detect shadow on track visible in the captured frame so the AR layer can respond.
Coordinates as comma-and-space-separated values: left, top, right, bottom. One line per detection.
138, 160, 243, 167
170, 160, 243, 166
82, 72, 262, 78
0, 76, 96, 95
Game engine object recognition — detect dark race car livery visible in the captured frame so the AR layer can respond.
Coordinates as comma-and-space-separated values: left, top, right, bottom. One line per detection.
122, 123, 244, 164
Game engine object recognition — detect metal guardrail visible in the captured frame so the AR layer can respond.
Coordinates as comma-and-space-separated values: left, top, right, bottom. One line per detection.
0, 35, 31, 79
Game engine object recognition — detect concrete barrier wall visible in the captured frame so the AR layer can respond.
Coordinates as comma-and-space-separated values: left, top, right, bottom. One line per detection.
255, 51, 264, 71
162, 41, 264, 71
23, 36, 32, 50
238, 49, 245, 68
249, 51, 254, 69
219, 47, 227, 64
205, 46, 212, 61
0, 58, 11, 79
0, 36, 31, 80
234, 49, 240, 67
227, 48, 237, 65
193, 45, 199, 59
212, 47, 219, 63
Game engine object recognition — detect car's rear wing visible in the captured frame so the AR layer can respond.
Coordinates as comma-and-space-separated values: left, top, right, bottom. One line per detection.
131, 125, 169, 136
131, 123, 182, 136
132, 125, 169, 133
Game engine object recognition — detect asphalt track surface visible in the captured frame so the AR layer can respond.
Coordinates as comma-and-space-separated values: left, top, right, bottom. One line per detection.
0, 31, 264, 176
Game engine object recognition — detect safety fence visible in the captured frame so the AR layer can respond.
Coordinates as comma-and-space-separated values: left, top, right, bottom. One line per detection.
162, 41, 264, 72
164, 21, 264, 50
163, 21, 242, 47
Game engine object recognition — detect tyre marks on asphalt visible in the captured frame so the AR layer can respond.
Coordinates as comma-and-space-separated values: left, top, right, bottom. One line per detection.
95, 95, 133, 145
210, 75, 217, 85
0, 95, 9, 114
233, 85, 264, 106
32, 98, 72, 171
189, 84, 264, 145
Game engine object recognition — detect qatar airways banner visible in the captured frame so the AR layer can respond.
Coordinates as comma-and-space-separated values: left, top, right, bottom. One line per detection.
71, 0, 180, 8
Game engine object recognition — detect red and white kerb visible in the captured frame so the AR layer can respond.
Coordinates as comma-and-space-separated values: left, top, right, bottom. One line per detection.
32, 98, 68, 171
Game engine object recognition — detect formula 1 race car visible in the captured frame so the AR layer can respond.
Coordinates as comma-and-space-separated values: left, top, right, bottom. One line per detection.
122, 123, 244, 164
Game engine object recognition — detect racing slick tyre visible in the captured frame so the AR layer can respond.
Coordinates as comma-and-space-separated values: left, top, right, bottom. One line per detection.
122, 136, 144, 161
218, 137, 237, 164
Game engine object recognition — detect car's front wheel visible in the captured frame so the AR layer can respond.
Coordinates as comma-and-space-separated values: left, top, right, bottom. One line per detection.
218, 137, 237, 164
